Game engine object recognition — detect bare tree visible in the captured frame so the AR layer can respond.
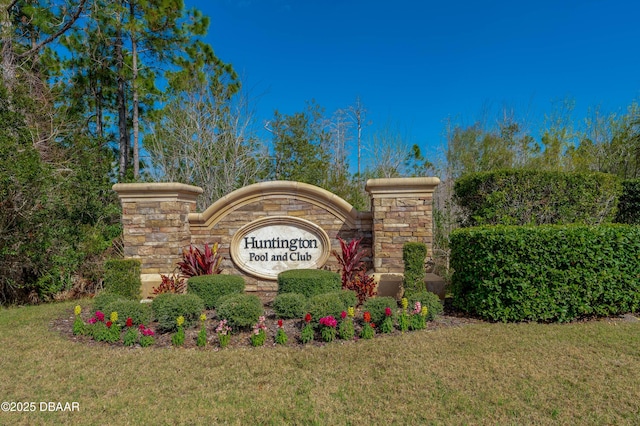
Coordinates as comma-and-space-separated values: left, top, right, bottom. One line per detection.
145, 70, 266, 210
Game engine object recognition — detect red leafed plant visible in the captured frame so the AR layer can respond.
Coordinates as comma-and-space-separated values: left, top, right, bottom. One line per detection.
332, 237, 376, 306
177, 242, 222, 278
152, 274, 186, 295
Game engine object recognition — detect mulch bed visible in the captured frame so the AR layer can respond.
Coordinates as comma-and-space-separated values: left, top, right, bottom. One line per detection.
50, 292, 483, 350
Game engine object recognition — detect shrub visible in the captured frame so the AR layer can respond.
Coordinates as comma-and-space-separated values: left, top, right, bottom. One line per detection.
336, 289, 358, 309
93, 292, 126, 314
403, 242, 427, 294
152, 274, 186, 295
103, 259, 141, 300
151, 293, 205, 332
177, 243, 222, 278
362, 296, 398, 325
404, 290, 443, 321
332, 237, 376, 305
307, 292, 350, 327
454, 169, 621, 227
277, 269, 341, 298
450, 224, 640, 322
104, 299, 152, 327
216, 293, 263, 330
187, 274, 245, 309
616, 179, 640, 224
273, 293, 307, 319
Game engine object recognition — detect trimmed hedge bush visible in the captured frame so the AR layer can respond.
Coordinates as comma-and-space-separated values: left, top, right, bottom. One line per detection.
151, 293, 205, 332
361, 296, 398, 325
336, 289, 358, 309
307, 291, 351, 326
187, 274, 245, 309
103, 259, 141, 300
403, 242, 427, 293
450, 224, 640, 322
405, 290, 443, 321
273, 292, 307, 319
93, 292, 126, 314
216, 293, 263, 330
104, 299, 152, 327
454, 169, 621, 227
616, 179, 640, 224
277, 269, 341, 298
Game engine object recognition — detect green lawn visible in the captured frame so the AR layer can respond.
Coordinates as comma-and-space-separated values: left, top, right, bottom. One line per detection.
0, 300, 638, 425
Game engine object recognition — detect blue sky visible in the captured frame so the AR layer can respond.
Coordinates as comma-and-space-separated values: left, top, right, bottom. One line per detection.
187, 0, 640, 168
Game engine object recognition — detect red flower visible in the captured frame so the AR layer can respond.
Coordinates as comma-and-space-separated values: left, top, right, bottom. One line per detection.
126, 317, 133, 328
278, 319, 283, 328
106, 321, 112, 328
363, 311, 371, 323
305, 313, 312, 323
370, 323, 376, 328
385, 307, 392, 317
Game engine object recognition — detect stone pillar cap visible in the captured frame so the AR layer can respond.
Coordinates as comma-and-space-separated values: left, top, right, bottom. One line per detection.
365, 177, 440, 196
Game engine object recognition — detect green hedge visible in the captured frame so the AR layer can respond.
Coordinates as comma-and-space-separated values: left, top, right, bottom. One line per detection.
404, 290, 443, 321
151, 293, 205, 332
216, 293, 263, 330
277, 269, 341, 298
104, 299, 152, 327
454, 169, 621, 227
93, 292, 126, 314
403, 242, 427, 293
450, 224, 640, 322
616, 179, 640, 224
361, 296, 397, 325
272, 293, 307, 319
307, 291, 351, 326
103, 259, 141, 300
187, 275, 245, 309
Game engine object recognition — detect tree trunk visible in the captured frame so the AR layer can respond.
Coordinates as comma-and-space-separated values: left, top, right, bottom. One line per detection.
130, 1, 139, 179
115, 9, 128, 180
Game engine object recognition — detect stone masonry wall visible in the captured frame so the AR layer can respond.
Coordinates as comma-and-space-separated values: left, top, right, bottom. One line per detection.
113, 178, 439, 297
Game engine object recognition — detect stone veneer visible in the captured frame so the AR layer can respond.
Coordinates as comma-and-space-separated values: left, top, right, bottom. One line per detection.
113, 178, 439, 297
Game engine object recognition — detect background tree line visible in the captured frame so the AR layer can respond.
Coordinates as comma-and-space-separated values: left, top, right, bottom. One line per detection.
1, 0, 638, 304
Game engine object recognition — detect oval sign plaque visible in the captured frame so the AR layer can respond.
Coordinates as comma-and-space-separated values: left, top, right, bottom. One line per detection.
230, 216, 331, 280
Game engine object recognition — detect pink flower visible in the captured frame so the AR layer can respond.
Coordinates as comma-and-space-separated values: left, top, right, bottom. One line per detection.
319, 316, 338, 328
413, 301, 422, 315
142, 328, 154, 337
138, 324, 146, 331
95, 311, 105, 322
88, 317, 97, 325
385, 307, 392, 317
341, 311, 347, 319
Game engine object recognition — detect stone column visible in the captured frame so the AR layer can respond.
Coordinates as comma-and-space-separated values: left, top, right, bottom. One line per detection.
365, 177, 440, 274
112, 183, 203, 297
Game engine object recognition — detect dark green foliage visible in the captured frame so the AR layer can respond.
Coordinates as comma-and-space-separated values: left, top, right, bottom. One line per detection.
187, 274, 245, 309
616, 179, 640, 224
216, 293, 263, 330
151, 293, 205, 332
277, 269, 341, 298
454, 169, 621, 227
405, 291, 443, 321
336, 289, 358, 309
450, 225, 640, 322
104, 299, 152, 327
403, 242, 427, 293
103, 259, 141, 300
362, 297, 398, 326
307, 292, 350, 327
273, 293, 307, 319
93, 292, 126, 314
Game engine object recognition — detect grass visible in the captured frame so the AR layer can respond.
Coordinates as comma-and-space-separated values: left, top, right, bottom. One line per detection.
0, 300, 639, 425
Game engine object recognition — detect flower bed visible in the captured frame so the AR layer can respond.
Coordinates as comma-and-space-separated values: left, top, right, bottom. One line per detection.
62, 292, 467, 349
